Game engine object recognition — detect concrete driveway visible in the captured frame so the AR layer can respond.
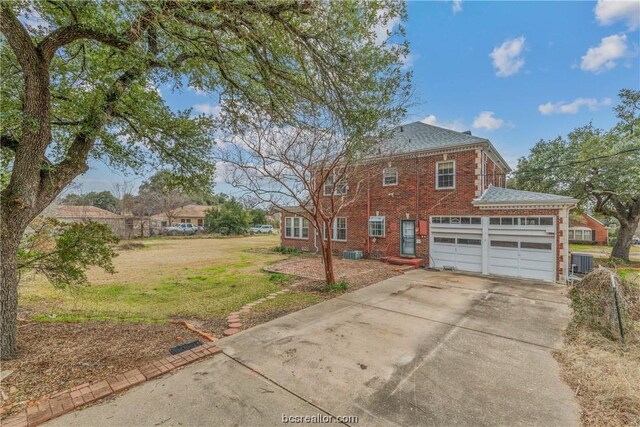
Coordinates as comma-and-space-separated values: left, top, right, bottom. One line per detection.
49, 270, 579, 426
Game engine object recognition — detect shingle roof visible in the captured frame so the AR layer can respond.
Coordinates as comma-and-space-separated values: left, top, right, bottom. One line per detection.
376, 121, 488, 155
474, 185, 578, 205
44, 205, 122, 219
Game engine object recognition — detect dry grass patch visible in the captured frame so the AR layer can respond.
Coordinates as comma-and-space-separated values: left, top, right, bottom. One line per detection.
555, 267, 640, 426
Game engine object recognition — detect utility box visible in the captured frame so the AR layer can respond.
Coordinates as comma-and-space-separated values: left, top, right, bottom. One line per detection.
343, 250, 363, 260
571, 253, 593, 274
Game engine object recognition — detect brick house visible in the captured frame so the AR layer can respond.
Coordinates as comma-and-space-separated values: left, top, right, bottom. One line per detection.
569, 213, 609, 245
279, 121, 578, 283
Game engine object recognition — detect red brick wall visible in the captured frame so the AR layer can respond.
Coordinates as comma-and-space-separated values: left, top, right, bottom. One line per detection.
280, 148, 564, 280
569, 214, 609, 245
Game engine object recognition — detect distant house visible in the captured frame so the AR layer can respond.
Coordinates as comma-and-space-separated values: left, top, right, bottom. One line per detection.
568, 213, 609, 245
151, 204, 211, 228
43, 204, 128, 237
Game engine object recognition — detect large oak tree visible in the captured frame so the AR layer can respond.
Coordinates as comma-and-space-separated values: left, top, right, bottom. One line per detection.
511, 89, 640, 261
0, 0, 410, 359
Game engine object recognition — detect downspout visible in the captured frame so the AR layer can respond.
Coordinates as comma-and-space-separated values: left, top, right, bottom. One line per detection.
367, 179, 371, 255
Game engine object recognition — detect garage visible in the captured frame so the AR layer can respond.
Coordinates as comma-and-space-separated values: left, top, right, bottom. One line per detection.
430, 217, 483, 273
429, 215, 557, 282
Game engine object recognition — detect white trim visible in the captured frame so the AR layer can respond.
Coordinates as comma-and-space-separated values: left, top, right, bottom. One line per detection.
382, 167, 398, 186
436, 160, 456, 190
369, 216, 386, 237
284, 216, 309, 240
323, 217, 348, 242
323, 174, 348, 196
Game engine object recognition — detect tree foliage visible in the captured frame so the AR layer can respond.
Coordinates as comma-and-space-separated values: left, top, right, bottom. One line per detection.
18, 218, 118, 288
0, 0, 410, 359
205, 198, 249, 235
512, 89, 640, 260
60, 190, 119, 212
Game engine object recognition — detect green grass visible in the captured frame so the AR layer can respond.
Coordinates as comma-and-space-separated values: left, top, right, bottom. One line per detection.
18, 235, 316, 323
618, 269, 640, 287
570, 244, 640, 255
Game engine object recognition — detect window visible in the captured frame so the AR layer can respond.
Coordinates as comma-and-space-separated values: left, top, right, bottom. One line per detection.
284, 217, 309, 239
434, 237, 455, 244
491, 240, 518, 248
457, 238, 481, 246
569, 228, 592, 241
323, 175, 347, 196
436, 161, 455, 189
489, 217, 554, 226
323, 217, 347, 241
382, 168, 398, 186
521, 242, 552, 250
335, 217, 347, 240
161, 221, 167, 227
369, 216, 385, 237
431, 216, 481, 225
197, 219, 204, 226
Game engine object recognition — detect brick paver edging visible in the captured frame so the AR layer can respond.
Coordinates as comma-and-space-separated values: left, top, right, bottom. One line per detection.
223, 288, 292, 336
1, 342, 222, 427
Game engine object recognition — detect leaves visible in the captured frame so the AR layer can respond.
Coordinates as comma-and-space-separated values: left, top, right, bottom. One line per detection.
18, 218, 119, 288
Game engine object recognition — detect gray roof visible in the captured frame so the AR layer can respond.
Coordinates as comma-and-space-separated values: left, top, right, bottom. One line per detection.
474, 185, 578, 205
376, 121, 488, 155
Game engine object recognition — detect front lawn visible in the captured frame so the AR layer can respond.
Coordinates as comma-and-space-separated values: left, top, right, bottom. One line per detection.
18, 235, 298, 324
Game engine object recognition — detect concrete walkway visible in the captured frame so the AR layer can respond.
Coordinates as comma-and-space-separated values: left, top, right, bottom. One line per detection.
49, 270, 579, 426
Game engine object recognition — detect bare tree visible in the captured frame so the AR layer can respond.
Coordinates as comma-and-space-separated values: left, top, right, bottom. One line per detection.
218, 114, 383, 285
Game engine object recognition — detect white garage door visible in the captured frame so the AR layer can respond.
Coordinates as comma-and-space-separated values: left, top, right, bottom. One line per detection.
430, 233, 483, 273
488, 235, 555, 282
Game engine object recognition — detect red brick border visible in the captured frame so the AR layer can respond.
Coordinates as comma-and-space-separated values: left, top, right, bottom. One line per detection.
223, 289, 291, 336
1, 342, 222, 427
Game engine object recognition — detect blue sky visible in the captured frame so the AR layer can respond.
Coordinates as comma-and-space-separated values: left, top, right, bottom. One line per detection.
77, 0, 640, 195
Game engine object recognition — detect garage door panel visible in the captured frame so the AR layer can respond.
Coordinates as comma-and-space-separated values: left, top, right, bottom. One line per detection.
431, 233, 482, 273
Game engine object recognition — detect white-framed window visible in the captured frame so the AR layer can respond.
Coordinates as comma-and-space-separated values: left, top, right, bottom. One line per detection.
431, 216, 481, 225
369, 216, 385, 237
284, 217, 309, 239
323, 217, 347, 241
323, 175, 348, 196
489, 217, 554, 226
436, 160, 455, 189
569, 228, 592, 241
382, 168, 398, 186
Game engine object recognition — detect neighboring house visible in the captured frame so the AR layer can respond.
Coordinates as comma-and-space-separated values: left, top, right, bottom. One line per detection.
150, 204, 211, 228
568, 213, 609, 245
43, 204, 128, 238
279, 121, 578, 283
265, 208, 282, 225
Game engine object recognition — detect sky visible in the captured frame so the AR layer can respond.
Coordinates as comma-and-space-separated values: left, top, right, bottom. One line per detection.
75, 0, 640, 195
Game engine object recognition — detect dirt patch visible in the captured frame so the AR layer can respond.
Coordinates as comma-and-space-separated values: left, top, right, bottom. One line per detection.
264, 257, 404, 288
0, 321, 202, 418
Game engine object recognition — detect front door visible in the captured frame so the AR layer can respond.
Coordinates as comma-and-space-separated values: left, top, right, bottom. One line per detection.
401, 220, 416, 257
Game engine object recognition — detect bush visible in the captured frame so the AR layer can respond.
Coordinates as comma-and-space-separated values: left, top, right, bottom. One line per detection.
320, 280, 348, 293
569, 267, 638, 342
274, 246, 300, 255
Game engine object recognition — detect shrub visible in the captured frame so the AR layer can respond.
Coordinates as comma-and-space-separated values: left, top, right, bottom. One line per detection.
568, 267, 638, 342
320, 280, 348, 293
274, 246, 300, 255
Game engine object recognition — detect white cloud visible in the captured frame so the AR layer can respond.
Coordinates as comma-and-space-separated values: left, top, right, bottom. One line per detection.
472, 111, 504, 131
193, 103, 221, 117
373, 10, 401, 45
538, 97, 612, 115
452, 0, 463, 14
401, 52, 418, 69
580, 34, 628, 73
489, 36, 526, 77
188, 85, 207, 96
420, 115, 466, 132
595, 0, 640, 31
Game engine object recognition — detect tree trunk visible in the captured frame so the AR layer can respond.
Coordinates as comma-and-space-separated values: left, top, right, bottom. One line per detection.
0, 218, 22, 360
611, 216, 639, 261
320, 238, 336, 285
